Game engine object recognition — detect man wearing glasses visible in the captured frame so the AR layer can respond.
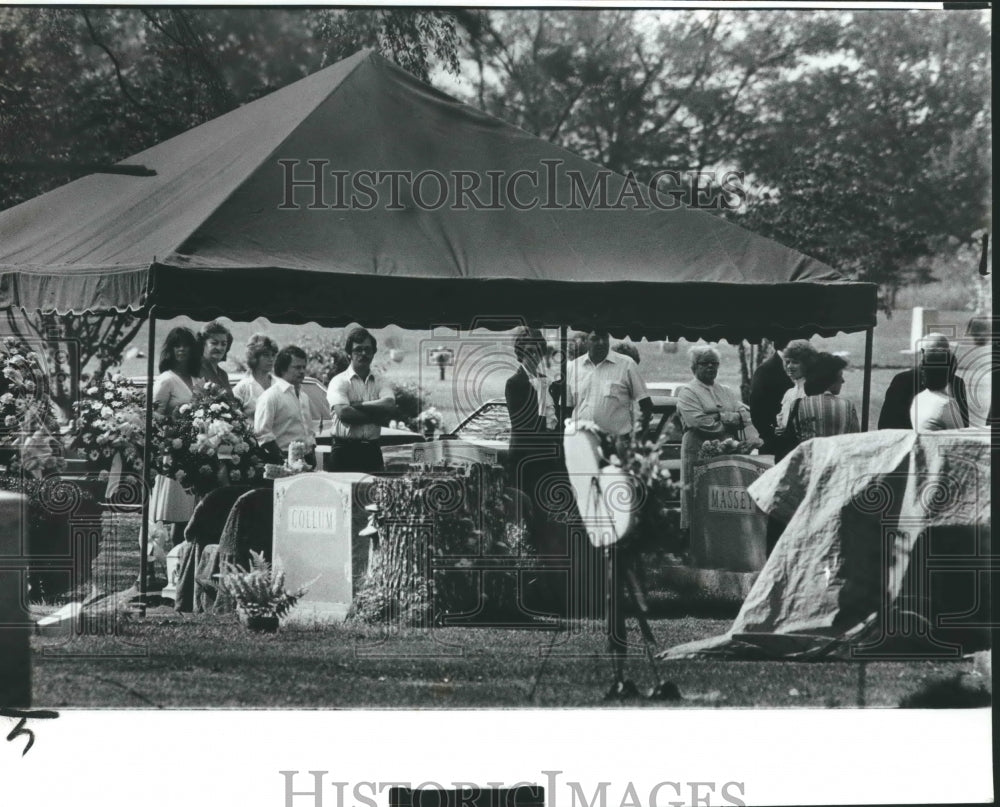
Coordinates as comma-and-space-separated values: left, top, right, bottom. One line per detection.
325, 327, 396, 473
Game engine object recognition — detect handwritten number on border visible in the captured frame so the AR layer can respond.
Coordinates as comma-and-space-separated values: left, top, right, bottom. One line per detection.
1, 708, 60, 756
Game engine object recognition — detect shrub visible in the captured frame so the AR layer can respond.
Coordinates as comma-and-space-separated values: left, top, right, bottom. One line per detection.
300, 335, 350, 385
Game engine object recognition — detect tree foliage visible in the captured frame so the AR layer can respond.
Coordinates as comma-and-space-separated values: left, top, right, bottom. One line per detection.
0, 7, 463, 209
459, 9, 990, 311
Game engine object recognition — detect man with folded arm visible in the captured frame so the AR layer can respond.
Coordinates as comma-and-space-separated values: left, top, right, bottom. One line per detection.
325, 327, 396, 473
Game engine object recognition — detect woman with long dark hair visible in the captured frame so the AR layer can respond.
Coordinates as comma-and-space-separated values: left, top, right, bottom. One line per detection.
150, 326, 203, 543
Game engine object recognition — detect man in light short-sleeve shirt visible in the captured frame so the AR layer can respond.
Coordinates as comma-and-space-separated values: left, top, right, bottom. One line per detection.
325, 327, 395, 472
565, 329, 652, 440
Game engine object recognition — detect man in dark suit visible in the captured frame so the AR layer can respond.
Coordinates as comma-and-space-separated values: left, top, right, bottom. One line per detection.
878, 333, 970, 429
505, 326, 574, 614
505, 327, 563, 533
749, 338, 793, 455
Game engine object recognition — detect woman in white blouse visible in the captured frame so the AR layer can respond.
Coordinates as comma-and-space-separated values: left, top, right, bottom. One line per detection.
232, 334, 279, 418
676, 346, 750, 535
773, 339, 818, 460
149, 327, 202, 544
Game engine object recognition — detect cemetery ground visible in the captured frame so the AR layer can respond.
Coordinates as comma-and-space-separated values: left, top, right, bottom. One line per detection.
28, 515, 987, 710
30, 597, 985, 709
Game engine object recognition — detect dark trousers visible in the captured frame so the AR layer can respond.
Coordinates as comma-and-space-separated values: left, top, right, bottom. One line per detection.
325, 441, 384, 473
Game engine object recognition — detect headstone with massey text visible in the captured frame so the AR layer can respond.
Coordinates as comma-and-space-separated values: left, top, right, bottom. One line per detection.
272, 473, 372, 623
691, 455, 774, 572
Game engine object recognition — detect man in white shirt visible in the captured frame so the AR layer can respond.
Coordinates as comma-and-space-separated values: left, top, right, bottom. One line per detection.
254, 345, 316, 466
564, 328, 652, 441
325, 327, 396, 472
910, 360, 966, 432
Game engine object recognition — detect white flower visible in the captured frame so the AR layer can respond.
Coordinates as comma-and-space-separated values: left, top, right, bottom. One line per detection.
104, 392, 114, 400
87, 386, 99, 396
171, 438, 183, 450
101, 406, 113, 418
209, 403, 221, 413
3, 415, 16, 427
179, 404, 191, 414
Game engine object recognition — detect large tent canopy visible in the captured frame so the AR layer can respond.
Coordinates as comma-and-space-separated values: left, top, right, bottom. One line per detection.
0, 49, 876, 341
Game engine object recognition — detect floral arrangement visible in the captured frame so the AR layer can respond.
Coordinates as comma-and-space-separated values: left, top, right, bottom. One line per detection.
351, 464, 531, 626
219, 550, 313, 622
1, 336, 64, 475
152, 382, 264, 496
263, 440, 313, 479
415, 406, 443, 435
596, 428, 682, 552
391, 381, 429, 431
698, 437, 763, 460
68, 373, 145, 474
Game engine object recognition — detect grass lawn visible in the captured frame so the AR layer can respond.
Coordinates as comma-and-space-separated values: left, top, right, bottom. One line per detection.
31, 603, 980, 709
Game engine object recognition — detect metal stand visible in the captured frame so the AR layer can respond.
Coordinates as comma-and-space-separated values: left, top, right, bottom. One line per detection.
588, 475, 679, 702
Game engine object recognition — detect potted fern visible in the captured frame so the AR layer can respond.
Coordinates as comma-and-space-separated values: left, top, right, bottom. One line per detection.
219, 550, 313, 632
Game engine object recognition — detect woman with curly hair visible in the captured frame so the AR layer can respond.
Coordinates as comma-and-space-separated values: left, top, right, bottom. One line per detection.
773, 339, 818, 460
233, 333, 279, 418
197, 319, 238, 405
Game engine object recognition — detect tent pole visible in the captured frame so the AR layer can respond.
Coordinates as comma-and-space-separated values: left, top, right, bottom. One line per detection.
558, 325, 568, 429
861, 327, 874, 431
137, 307, 157, 613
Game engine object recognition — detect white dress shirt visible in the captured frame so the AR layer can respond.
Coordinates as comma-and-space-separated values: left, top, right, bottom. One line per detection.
326, 367, 394, 441
254, 377, 315, 451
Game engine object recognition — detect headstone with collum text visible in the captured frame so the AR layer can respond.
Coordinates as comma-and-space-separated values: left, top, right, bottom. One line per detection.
272, 473, 372, 623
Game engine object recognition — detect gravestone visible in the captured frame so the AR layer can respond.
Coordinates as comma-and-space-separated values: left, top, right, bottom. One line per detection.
0, 492, 31, 706
691, 455, 774, 572
272, 473, 372, 623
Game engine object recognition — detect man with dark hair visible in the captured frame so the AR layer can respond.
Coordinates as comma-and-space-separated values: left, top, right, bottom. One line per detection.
254, 345, 315, 466
749, 337, 793, 455
879, 333, 969, 429
564, 328, 652, 442
325, 327, 395, 473
505, 327, 562, 533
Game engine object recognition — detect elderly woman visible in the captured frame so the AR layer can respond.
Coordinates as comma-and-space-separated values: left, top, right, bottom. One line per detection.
676, 346, 750, 534
197, 320, 238, 404
150, 326, 203, 543
233, 333, 278, 418
773, 339, 818, 460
